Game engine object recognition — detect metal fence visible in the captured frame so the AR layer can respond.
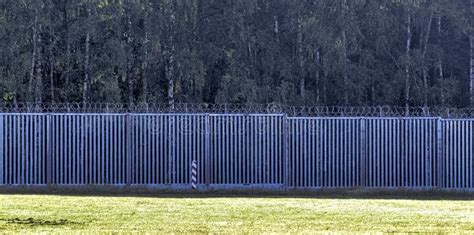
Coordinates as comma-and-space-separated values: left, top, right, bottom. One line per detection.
0, 113, 473, 190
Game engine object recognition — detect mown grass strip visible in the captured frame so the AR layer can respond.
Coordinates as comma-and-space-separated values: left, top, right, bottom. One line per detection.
0, 195, 473, 233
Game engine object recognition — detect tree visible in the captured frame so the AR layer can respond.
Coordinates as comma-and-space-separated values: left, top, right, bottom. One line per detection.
471, 0, 474, 107
0, 0, 471, 110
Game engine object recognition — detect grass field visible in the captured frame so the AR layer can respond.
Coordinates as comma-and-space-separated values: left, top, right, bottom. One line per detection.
0, 194, 473, 233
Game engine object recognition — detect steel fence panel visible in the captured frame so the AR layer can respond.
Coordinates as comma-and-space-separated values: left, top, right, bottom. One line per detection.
0, 113, 472, 190
208, 114, 284, 185
443, 120, 474, 189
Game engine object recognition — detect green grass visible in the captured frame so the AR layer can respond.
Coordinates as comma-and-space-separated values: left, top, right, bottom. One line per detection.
0, 194, 473, 233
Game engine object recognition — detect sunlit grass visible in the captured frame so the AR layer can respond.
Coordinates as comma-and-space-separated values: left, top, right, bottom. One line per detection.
0, 194, 473, 233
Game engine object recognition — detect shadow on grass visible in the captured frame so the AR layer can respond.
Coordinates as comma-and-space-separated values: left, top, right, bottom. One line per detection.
0, 186, 473, 200
1, 218, 83, 226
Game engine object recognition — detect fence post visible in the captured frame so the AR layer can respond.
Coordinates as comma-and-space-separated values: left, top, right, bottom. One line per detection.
436, 117, 443, 189
360, 117, 366, 188
46, 114, 52, 185
168, 115, 175, 184
0, 115, 3, 185
283, 114, 289, 189
126, 114, 132, 185
205, 114, 210, 186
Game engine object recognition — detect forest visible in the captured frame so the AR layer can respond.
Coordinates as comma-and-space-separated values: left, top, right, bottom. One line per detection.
0, 0, 473, 110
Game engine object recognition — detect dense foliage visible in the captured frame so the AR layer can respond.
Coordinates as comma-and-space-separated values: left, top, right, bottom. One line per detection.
0, 0, 472, 108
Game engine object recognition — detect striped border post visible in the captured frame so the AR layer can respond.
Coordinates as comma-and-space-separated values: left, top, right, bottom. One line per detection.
191, 160, 197, 189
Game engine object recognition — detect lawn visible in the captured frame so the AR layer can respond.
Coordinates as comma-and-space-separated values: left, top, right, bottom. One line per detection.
0, 194, 473, 233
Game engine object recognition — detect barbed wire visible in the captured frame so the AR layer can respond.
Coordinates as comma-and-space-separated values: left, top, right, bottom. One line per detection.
0, 102, 473, 118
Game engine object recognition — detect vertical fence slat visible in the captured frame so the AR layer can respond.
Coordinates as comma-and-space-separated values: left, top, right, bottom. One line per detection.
72, 115, 77, 184
360, 118, 366, 187
20, 115, 24, 185
447, 121, 451, 188
0, 115, 3, 185
470, 120, 473, 189
46, 115, 51, 185
126, 114, 131, 185
287, 116, 292, 188
317, 119, 322, 187
8, 116, 12, 184
437, 118, 442, 188
26, 115, 30, 185
463, 121, 467, 189
468, 120, 474, 189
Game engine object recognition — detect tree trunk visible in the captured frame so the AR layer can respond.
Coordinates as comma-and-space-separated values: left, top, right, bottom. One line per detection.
273, 15, 279, 41
50, 33, 54, 102
437, 16, 445, 105
126, 12, 133, 105
316, 49, 321, 105
422, 8, 434, 108
297, 17, 305, 101
141, 1, 149, 104
29, 10, 38, 102
167, 53, 175, 109
405, 10, 412, 115
49, 5, 55, 103
323, 63, 328, 105
167, 5, 176, 109
342, 0, 349, 106
84, 32, 90, 104
342, 29, 348, 106
62, 1, 71, 95
83, 5, 91, 105
35, 24, 43, 103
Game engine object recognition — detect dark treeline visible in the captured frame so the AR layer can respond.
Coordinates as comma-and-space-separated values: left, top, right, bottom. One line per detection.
0, 0, 473, 109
